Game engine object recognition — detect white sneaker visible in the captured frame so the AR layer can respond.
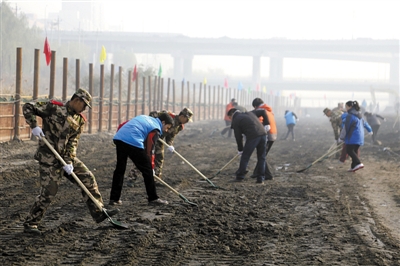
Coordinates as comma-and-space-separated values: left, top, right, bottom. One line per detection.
149, 198, 169, 205
352, 163, 364, 172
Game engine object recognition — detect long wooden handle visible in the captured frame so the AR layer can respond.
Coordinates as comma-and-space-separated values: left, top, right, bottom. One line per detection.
219, 154, 240, 172
158, 138, 209, 181
41, 137, 103, 211
153, 174, 180, 196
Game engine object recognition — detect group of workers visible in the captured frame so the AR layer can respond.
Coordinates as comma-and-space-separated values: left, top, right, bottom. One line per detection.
21, 88, 194, 235
22, 86, 384, 235
323, 101, 386, 172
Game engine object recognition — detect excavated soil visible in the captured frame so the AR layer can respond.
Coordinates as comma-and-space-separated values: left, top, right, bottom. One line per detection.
1, 115, 400, 265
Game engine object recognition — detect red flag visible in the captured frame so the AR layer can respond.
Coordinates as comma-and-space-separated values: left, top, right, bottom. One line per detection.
132, 65, 137, 81
224, 78, 228, 88
43, 37, 52, 66
256, 83, 260, 91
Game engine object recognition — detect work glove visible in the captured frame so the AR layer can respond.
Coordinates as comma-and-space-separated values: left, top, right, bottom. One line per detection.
63, 164, 74, 175
368, 131, 373, 136
238, 151, 243, 155
167, 146, 175, 153
264, 125, 271, 132
296, 118, 300, 122
337, 139, 344, 144
153, 169, 155, 176
383, 118, 387, 122
32, 126, 44, 137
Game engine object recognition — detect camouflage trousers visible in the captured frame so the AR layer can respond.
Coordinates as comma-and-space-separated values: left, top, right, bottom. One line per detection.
129, 139, 166, 179
24, 157, 104, 226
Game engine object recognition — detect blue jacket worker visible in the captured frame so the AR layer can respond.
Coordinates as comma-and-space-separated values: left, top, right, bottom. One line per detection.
109, 113, 173, 206
283, 110, 298, 141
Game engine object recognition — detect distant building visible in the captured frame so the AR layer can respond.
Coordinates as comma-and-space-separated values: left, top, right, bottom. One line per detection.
59, 1, 104, 31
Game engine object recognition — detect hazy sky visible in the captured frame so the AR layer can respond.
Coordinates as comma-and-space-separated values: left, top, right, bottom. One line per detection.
12, 0, 400, 39
9, 0, 400, 106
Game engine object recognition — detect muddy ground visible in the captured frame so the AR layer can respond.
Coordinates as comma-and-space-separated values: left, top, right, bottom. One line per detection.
1, 114, 400, 265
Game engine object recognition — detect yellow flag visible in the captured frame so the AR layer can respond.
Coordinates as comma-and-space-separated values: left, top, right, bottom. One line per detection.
262, 86, 267, 93
100, 45, 107, 64
203, 77, 207, 85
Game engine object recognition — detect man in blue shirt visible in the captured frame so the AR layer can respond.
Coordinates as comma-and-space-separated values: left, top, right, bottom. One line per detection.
109, 113, 173, 205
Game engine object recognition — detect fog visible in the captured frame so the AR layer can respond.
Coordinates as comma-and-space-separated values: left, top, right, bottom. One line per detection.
9, 0, 400, 109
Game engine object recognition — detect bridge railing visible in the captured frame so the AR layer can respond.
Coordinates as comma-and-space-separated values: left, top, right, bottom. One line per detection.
0, 47, 300, 142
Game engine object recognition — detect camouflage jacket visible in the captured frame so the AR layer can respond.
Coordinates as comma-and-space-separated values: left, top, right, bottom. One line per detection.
330, 109, 344, 140
23, 100, 86, 165
149, 110, 183, 146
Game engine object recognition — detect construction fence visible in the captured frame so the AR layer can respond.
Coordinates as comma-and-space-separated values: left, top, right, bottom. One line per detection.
0, 47, 301, 142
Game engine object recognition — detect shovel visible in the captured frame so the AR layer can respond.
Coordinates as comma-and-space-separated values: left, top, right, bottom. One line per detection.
209, 153, 240, 180
220, 126, 231, 136
40, 136, 128, 229
158, 138, 221, 189
153, 174, 198, 206
297, 143, 343, 173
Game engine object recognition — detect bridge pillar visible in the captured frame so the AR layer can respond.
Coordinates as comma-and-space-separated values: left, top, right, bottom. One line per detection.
173, 56, 184, 80
269, 56, 283, 82
172, 53, 193, 81
389, 56, 399, 107
390, 57, 399, 87
183, 55, 193, 81
252, 56, 261, 90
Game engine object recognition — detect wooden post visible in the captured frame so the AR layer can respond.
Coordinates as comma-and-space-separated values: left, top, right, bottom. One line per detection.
172, 79, 176, 113
153, 76, 157, 110
13, 47, 22, 141
142, 76, 146, 114
88, 63, 93, 134
62, 57, 68, 102
99, 64, 104, 132
186, 81, 190, 109
208, 85, 211, 120
181, 80, 184, 110
108, 64, 115, 132
198, 83, 202, 121
166, 78, 170, 110
134, 73, 139, 116
212, 86, 216, 119
159, 77, 163, 110
192, 83, 196, 122
49, 50, 56, 100
118, 66, 122, 125
75, 59, 80, 91
126, 70, 132, 121
217, 85, 221, 119
148, 76, 152, 112
33, 49, 40, 101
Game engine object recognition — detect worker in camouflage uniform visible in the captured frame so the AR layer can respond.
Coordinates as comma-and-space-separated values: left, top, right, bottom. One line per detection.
323, 107, 344, 141
150, 107, 193, 179
323, 107, 344, 159
22, 88, 119, 235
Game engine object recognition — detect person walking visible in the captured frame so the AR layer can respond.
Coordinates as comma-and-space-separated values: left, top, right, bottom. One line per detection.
227, 108, 268, 184
22, 88, 119, 235
338, 112, 372, 163
283, 110, 298, 141
339, 101, 365, 172
223, 98, 236, 138
109, 113, 173, 206
364, 112, 385, 144
250, 98, 277, 181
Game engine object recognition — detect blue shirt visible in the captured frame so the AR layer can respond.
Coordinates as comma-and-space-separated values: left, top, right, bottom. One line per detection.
114, 115, 162, 149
